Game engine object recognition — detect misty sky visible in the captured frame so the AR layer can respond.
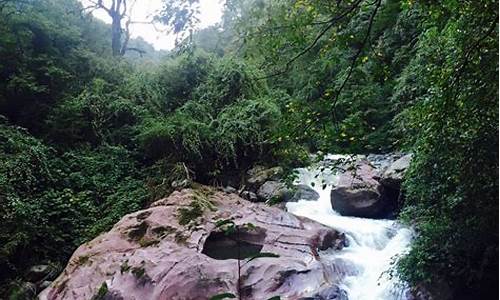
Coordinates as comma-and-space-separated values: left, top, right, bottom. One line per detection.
80, 0, 225, 50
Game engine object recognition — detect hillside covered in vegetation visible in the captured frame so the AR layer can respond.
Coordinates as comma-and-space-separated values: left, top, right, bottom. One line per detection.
0, 0, 497, 299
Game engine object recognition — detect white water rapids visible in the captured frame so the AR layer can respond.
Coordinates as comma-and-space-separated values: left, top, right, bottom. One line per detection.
286, 156, 414, 300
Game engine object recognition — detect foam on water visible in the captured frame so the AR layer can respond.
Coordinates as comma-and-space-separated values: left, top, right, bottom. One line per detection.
286, 159, 414, 300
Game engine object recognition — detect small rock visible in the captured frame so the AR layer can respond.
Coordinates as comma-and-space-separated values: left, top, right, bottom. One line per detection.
241, 190, 258, 202
246, 166, 283, 189
289, 184, 320, 202
39, 280, 52, 290
380, 153, 412, 189
26, 265, 53, 282
257, 180, 293, 202
222, 186, 237, 194
171, 179, 191, 189
366, 153, 402, 171
317, 285, 349, 300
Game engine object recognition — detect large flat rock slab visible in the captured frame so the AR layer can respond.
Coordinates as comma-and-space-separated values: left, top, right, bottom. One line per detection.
39, 187, 345, 300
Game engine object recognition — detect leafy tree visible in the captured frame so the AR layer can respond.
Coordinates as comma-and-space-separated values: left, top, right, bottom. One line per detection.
137, 56, 281, 183
227, 0, 498, 297
395, 1, 498, 298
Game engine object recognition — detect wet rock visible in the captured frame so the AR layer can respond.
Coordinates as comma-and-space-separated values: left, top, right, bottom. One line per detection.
366, 153, 403, 171
246, 166, 283, 189
257, 180, 293, 202
379, 153, 412, 189
316, 231, 347, 251
40, 187, 345, 300
222, 186, 237, 194
317, 286, 349, 300
26, 264, 55, 282
299, 286, 348, 300
240, 190, 258, 202
331, 186, 390, 218
289, 184, 320, 202
330, 159, 396, 218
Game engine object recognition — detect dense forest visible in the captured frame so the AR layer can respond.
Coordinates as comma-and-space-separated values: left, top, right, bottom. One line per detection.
0, 0, 498, 299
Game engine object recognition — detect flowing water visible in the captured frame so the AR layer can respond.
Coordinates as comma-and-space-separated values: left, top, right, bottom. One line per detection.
286, 156, 414, 300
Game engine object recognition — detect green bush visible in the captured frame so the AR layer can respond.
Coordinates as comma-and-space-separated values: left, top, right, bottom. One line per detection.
0, 123, 92, 284
0, 123, 148, 292
154, 51, 212, 113
195, 58, 267, 110
137, 57, 281, 182
395, 1, 498, 298
47, 78, 143, 146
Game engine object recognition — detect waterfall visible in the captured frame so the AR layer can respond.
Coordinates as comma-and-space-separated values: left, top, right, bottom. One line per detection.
286, 156, 414, 300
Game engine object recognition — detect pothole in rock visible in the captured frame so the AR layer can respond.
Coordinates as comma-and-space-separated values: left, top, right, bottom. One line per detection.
202, 226, 266, 260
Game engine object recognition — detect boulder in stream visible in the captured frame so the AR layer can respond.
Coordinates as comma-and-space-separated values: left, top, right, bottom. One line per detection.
246, 165, 283, 189
289, 184, 320, 202
379, 153, 412, 189
39, 187, 346, 300
330, 159, 396, 218
256, 180, 293, 202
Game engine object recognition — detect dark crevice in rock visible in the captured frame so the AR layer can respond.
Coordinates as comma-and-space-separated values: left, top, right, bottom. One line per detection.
127, 221, 149, 241
135, 211, 151, 221
201, 227, 266, 260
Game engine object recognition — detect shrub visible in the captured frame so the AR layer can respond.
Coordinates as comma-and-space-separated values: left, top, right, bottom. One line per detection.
46, 78, 143, 147
0, 123, 148, 292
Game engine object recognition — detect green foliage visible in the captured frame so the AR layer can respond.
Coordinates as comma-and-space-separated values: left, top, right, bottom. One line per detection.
195, 58, 267, 109
138, 57, 281, 182
0, 122, 148, 292
131, 266, 146, 279
120, 261, 131, 274
47, 78, 143, 146
0, 0, 125, 132
0, 0, 497, 299
177, 203, 205, 226
233, 0, 498, 298
59, 146, 149, 237
210, 293, 236, 300
91, 282, 108, 300
231, 0, 422, 153
245, 252, 280, 263
0, 0, 288, 297
0, 123, 93, 284
394, 1, 498, 298
153, 51, 212, 113
178, 189, 215, 225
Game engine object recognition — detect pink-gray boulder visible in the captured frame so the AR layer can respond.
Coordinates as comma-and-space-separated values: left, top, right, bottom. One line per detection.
330, 159, 395, 218
39, 186, 346, 300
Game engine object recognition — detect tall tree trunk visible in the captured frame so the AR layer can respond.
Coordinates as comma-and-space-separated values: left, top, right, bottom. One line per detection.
111, 15, 122, 56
